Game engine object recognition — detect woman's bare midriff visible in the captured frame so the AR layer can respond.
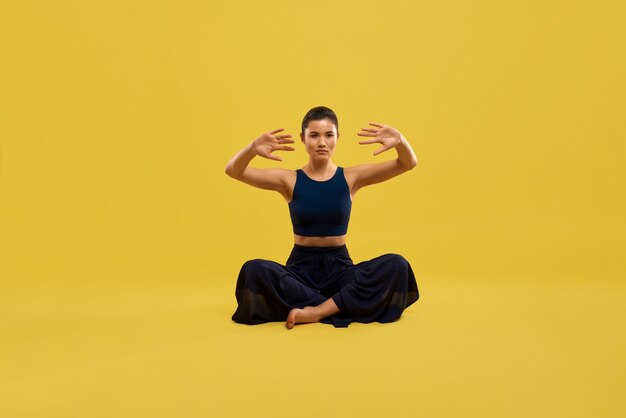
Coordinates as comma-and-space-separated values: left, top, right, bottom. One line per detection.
293, 234, 347, 247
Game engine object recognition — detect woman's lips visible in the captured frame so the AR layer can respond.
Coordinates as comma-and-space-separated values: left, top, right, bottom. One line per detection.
317, 150, 328, 153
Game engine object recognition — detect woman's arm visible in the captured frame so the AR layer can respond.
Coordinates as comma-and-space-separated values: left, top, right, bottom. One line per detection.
394, 135, 419, 168
224, 128, 295, 192
224, 142, 258, 179
347, 123, 418, 192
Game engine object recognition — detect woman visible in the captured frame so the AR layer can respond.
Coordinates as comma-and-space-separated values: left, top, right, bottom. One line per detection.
224, 106, 420, 329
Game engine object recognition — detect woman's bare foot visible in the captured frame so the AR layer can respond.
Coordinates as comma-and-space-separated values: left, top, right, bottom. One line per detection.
285, 306, 320, 329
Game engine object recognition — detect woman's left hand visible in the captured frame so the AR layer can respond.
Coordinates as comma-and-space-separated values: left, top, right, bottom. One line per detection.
357, 122, 403, 156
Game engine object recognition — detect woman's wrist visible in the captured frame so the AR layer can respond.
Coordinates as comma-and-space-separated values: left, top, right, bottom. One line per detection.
246, 141, 258, 156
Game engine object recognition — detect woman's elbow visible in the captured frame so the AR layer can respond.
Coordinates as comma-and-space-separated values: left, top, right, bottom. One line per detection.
403, 158, 418, 170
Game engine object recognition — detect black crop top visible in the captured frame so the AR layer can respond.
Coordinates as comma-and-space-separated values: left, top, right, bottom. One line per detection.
288, 166, 352, 236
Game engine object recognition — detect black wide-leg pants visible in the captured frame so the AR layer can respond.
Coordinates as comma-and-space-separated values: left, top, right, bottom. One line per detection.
232, 244, 420, 328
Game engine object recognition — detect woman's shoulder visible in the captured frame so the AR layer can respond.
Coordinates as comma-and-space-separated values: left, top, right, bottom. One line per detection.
341, 164, 356, 180
251, 167, 297, 180
341, 164, 357, 174
282, 168, 297, 185
261, 167, 298, 177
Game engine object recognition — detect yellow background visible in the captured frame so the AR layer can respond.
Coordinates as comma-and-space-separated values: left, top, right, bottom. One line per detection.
1, 1, 624, 417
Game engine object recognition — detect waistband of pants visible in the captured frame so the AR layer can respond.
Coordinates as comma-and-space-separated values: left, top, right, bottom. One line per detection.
292, 243, 348, 254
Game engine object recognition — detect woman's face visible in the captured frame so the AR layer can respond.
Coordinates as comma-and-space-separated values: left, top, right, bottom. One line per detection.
300, 118, 339, 161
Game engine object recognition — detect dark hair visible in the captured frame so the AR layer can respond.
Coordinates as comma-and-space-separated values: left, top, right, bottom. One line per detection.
301, 106, 339, 136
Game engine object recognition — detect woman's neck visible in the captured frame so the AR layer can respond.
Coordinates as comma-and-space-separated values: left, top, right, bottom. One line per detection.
304, 160, 337, 175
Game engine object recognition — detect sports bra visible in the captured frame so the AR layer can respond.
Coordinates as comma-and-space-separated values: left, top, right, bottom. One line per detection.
288, 166, 352, 236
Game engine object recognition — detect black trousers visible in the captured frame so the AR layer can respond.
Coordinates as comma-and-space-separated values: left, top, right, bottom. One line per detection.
232, 244, 420, 328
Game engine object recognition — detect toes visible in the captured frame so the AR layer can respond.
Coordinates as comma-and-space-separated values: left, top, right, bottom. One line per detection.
285, 309, 297, 329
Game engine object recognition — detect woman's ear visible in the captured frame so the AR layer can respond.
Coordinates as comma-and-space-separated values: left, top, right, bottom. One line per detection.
300, 132, 305, 143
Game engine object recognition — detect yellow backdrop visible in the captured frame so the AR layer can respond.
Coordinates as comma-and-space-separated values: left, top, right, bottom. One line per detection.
1, 1, 624, 417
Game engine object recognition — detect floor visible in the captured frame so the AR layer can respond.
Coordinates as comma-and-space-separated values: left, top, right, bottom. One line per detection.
1, 276, 624, 418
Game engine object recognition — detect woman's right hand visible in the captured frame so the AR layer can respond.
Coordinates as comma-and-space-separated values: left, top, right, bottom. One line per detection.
252, 128, 295, 162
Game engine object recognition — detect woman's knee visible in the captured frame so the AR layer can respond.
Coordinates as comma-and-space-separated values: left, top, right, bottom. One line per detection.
242, 259, 270, 276
382, 253, 409, 272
